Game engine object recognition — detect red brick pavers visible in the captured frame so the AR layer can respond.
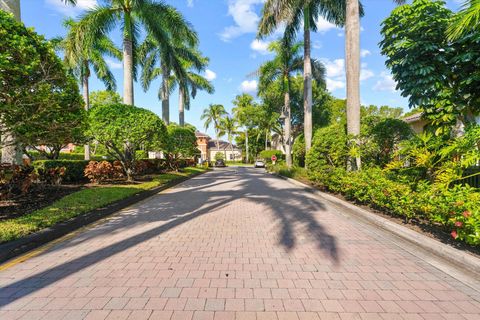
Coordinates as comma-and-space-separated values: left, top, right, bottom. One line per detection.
1, 168, 479, 320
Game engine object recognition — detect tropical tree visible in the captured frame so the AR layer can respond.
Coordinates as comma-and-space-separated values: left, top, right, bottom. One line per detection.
55, 18, 121, 160
219, 116, 238, 160
258, 0, 346, 156
0, 0, 78, 164
345, 0, 404, 171
232, 94, 258, 163
448, 0, 480, 39
75, 0, 197, 106
257, 39, 304, 167
201, 104, 227, 151
177, 52, 215, 127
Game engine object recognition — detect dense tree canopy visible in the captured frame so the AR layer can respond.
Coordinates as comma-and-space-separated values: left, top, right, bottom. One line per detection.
380, 0, 480, 133
163, 124, 198, 170
0, 10, 85, 159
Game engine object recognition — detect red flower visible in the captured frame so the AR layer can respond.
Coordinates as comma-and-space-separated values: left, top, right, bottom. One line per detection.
451, 230, 458, 239
454, 221, 463, 228
462, 211, 471, 218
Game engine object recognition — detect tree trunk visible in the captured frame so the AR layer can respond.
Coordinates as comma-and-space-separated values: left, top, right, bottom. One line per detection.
178, 88, 184, 126
1, 0, 22, 165
0, 0, 21, 20
123, 36, 134, 106
303, 6, 313, 157
161, 62, 170, 124
82, 72, 91, 161
265, 131, 268, 150
284, 92, 292, 168
245, 129, 249, 163
345, 0, 361, 171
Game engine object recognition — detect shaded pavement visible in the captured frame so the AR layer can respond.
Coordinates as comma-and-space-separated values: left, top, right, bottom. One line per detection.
0, 168, 479, 320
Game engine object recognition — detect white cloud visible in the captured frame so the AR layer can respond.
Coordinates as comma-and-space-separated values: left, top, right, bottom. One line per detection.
360, 63, 374, 81
187, 0, 194, 7
360, 49, 371, 58
315, 17, 338, 34
205, 69, 217, 81
373, 71, 398, 92
322, 58, 345, 78
46, 0, 97, 16
240, 80, 258, 94
250, 39, 271, 55
219, 0, 265, 42
105, 58, 122, 70
326, 78, 345, 91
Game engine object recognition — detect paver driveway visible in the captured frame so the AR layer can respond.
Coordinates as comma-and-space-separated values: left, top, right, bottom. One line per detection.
1, 168, 479, 320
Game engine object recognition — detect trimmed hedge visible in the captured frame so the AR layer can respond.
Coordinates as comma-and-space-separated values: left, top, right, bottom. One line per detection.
270, 164, 480, 246
33, 160, 89, 183
259, 150, 284, 163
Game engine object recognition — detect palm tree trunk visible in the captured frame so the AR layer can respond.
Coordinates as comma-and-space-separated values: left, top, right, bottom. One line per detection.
82, 72, 91, 161
346, 0, 361, 171
303, 5, 313, 156
123, 37, 134, 106
178, 88, 184, 126
161, 62, 170, 125
1, 0, 22, 165
245, 129, 249, 163
284, 92, 292, 168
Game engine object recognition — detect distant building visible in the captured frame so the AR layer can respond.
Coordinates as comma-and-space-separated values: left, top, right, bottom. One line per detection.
195, 131, 242, 162
403, 112, 428, 134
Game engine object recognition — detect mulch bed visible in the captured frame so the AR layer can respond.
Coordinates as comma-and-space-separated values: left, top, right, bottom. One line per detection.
0, 185, 81, 221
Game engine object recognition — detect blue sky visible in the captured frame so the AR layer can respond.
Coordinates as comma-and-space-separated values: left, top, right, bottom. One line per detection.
20, 0, 462, 135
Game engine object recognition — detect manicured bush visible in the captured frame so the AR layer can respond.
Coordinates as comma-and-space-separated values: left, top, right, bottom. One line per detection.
259, 150, 283, 163
305, 124, 348, 172
215, 152, 224, 160
33, 160, 89, 184
292, 135, 305, 167
84, 161, 124, 183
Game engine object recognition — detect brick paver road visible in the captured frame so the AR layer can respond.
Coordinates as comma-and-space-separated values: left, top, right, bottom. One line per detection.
1, 168, 479, 320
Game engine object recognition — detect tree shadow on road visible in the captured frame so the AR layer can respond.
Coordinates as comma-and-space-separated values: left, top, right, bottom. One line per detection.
0, 168, 339, 307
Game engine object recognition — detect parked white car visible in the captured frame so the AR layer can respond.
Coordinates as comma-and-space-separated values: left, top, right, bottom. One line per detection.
254, 160, 265, 168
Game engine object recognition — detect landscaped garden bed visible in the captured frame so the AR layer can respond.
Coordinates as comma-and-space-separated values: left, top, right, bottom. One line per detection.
0, 166, 206, 245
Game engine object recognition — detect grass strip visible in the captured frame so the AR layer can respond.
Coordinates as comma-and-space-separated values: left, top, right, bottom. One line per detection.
0, 167, 206, 243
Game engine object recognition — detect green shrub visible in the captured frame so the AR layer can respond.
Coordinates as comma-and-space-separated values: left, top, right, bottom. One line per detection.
306, 124, 348, 172
292, 135, 305, 167
259, 150, 283, 163
304, 166, 480, 246
215, 152, 224, 160
33, 160, 89, 183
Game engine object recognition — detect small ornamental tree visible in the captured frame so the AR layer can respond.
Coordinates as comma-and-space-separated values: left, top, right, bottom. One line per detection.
163, 124, 198, 170
0, 10, 85, 159
87, 103, 167, 180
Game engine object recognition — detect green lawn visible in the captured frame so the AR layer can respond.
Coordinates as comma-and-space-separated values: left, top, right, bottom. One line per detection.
0, 167, 207, 244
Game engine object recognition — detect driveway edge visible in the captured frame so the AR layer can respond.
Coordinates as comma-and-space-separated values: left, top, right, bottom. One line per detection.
0, 170, 207, 264
272, 173, 480, 278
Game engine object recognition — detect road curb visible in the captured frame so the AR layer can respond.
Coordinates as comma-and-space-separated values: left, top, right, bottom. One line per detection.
0, 170, 207, 264
272, 173, 480, 278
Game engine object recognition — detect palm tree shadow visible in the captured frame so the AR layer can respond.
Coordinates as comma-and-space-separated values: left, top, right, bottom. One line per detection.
0, 168, 339, 308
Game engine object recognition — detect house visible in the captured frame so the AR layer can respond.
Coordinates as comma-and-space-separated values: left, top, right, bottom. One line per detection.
403, 112, 429, 134
195, 131, 242, 162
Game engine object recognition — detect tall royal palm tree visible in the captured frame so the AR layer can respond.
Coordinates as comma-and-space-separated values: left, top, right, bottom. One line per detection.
448, 0, 480, 40
140, 36, 205, 124
201, 104, 227, 152
0, 0, 77, 164
345, 0, 403, 171
177, 53, 215, 127
56, 18, 121, 160
258, 39, 303, 168
219, 116, 238, 160
258, 0, 346, 156
76, 0, 197, 106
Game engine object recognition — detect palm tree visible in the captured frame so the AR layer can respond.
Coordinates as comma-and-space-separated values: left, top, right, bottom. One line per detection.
258, 0, 346, 155
177, 53, 215, 127
232, 94, 257, 164
55, 18, 121, 160
345, 0, 403, 171
75, 0, 197, 106
201, 104, 227, 153
448, 0, 480, 40
219, 116, 238, 161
